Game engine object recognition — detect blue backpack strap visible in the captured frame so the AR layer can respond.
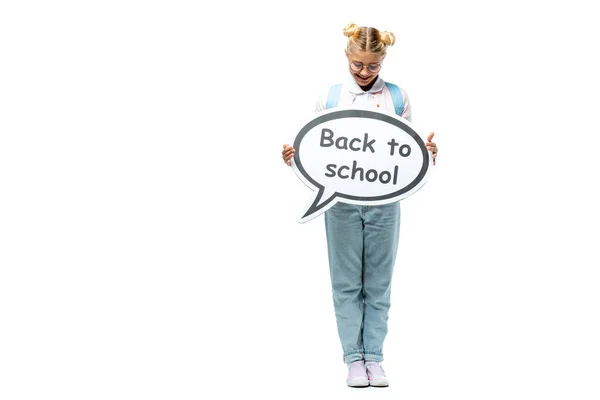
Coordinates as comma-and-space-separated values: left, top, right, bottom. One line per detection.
326, 84, 342, 109
385, 82, 404, 116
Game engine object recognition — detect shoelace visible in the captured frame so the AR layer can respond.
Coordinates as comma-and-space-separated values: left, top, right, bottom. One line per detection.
349, 361, 366, 374
366, 362, 386, 377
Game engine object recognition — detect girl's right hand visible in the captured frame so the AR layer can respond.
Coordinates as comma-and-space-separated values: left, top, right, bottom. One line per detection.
282, 144, 295, 166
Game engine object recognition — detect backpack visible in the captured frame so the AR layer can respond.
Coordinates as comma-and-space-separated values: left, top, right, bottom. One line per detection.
325, 82, 404, 116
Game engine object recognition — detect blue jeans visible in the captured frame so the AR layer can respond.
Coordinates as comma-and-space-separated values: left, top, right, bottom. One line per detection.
324, 202, 401, 364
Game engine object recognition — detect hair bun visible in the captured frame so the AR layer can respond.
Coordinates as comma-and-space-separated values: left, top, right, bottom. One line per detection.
380, 31, 396, 46
343, 22, 359, 37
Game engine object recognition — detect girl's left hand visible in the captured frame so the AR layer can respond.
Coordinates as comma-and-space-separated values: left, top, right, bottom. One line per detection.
426, 132, 438, 165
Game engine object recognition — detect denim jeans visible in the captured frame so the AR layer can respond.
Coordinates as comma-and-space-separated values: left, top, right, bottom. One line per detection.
324, 202, 401, 364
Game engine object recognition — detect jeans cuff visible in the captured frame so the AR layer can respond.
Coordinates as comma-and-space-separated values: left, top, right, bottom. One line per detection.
343, 350, 364, 364
364, 352, 383, 362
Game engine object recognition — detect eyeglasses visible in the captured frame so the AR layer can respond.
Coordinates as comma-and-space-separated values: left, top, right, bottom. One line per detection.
349, 61, 382, 74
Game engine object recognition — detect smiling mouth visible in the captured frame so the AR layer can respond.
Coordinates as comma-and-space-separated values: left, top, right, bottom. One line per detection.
356, 74, 371, 81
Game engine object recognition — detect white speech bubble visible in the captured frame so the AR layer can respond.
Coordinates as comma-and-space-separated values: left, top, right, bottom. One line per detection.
291, 107, 431, 223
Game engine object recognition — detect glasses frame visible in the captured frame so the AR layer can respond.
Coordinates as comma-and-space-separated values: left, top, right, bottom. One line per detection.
349, 61, 382, 74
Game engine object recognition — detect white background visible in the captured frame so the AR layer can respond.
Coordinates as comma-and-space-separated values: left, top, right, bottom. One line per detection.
1, 1, 599, 399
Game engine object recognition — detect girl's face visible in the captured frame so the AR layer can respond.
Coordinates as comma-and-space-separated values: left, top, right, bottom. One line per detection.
346, 51, 385, 87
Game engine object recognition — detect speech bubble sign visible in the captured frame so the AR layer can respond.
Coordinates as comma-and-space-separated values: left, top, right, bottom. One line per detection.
291, 107, 431, 223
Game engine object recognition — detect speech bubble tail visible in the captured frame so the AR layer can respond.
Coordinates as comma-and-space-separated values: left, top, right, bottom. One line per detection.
298, 187, 338, 223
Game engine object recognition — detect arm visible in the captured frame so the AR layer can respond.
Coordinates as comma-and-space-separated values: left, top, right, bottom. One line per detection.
283, 89, 328, 166
401, 89, 437, 165
400, 88, 412, 122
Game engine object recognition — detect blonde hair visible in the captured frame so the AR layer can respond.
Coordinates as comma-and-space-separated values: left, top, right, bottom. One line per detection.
343, 22, 395, 55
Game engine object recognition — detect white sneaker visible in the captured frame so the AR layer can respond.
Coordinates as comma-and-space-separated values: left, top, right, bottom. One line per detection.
346, 360, 369, 387
365, 361, 389, 387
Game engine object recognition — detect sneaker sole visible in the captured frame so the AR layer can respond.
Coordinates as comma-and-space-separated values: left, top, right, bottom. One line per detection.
369, 379, 389, 387
347, 378, 369, 387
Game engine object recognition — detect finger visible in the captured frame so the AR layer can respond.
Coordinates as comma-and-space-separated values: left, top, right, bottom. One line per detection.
427, 132, 435, 142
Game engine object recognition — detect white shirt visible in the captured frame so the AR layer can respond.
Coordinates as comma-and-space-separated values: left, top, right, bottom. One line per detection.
315, 73, 412, 122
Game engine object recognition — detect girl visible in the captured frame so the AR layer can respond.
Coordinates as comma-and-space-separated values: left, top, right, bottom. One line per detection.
282, 22, 438, 388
